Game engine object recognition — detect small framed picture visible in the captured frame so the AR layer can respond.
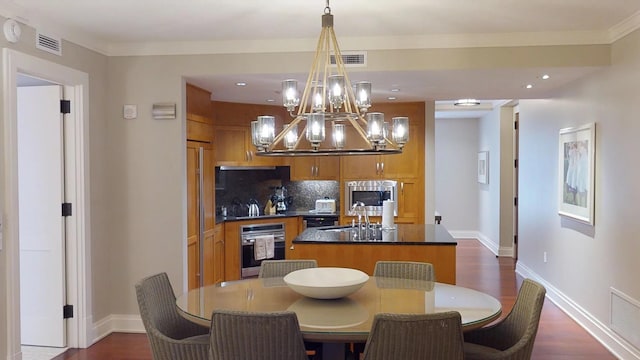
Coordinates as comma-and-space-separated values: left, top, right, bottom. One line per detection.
558, 123, 595, 225
478, 151, 489, 184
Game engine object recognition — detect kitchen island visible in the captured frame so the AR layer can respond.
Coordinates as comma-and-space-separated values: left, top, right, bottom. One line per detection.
289, 224, 458, 284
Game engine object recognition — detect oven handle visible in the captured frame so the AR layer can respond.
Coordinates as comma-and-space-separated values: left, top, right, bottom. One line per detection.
242, 234, 285, 245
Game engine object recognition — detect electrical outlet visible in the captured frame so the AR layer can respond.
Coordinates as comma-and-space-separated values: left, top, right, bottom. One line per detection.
543, 251, 547, 263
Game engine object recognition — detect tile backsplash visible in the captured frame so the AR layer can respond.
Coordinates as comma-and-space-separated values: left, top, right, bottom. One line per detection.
215, 166, 339, 215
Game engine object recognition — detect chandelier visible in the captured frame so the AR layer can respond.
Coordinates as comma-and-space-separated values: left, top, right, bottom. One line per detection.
251, 0, 410, 156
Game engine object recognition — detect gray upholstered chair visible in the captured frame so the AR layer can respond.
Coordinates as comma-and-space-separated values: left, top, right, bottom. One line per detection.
361, 311, 465, 360
373, 260, 435, 281
258, 259, 318, 278
209, 310, 309, 360
463, 278, 546, 360
135, 272, 210, 360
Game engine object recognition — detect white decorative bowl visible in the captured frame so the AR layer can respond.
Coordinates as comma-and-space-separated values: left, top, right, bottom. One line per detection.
283, 267, 369, 299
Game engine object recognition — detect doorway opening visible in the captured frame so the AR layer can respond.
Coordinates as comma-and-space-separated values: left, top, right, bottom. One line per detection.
3, 49, 91, 357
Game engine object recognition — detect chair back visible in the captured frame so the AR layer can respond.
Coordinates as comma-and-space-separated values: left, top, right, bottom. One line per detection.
135, 272, 209, 360
258, 259, 318, 278
373, 261, 434, 281
497, 278, 546, 353
362, 311, 464, 360
463, 278, 546, 360
210, 310, 309, 360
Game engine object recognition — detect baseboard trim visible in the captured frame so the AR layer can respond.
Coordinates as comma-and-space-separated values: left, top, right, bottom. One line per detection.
92, 314, 145, 344
516, 262, 640, 360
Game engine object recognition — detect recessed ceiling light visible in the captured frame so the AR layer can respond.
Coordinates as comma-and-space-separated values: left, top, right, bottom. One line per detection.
454, 98, 480, 106
235, 82, 247, 86
542, 74, 550, 80
526, 84, 533, 89
387, 96, 397, 100
266, 99, 275, 103
391, 88, 400, 92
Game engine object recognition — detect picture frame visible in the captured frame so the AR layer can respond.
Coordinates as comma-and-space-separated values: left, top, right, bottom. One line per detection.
478, 151, 489, 184
558, 123, 595, 225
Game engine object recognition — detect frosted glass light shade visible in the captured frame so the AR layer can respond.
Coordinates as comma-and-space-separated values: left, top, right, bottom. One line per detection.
366, 112, 385, 142
333, 123, 345, 149
282, 79, 299, 111
392, 117, 409, 147
284, 123, 298, 149
327, 75, 345, 110
355, 82, 371, 112
257, 115, 275, 145
312, 84, 325, 111
306, 113, 325, 149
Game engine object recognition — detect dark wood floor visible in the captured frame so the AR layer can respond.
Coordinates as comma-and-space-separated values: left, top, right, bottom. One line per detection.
53, 239, 616, 360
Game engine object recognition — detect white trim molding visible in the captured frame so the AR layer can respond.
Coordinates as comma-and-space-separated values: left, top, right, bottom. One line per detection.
92, 315, 145, 343
516, 263, 640, 360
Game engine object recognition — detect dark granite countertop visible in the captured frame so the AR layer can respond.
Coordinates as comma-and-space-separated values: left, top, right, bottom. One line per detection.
216, 210, 338, 224
293, 224, 457, 245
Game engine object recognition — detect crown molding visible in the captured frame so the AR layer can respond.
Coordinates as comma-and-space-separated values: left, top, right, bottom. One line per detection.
608, 10, 640, 42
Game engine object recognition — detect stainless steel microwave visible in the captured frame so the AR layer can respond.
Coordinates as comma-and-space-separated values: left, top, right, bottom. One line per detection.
345, 180, 397, 216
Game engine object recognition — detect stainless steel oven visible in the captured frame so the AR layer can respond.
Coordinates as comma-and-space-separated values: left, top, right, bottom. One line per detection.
240, 222, 286, 278
345, 180, 397, 216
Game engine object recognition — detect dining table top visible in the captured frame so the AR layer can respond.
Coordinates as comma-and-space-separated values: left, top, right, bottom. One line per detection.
176, 276, 502, 343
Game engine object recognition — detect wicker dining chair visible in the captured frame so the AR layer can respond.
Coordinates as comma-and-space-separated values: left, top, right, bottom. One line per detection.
258, 259, 318, 278
373, 260, 435, 281
210, 310, 309, 360
135, 272, 210, 360
258, 259, 322, 359
463, 278, 546, 360
361, 311, 465, 360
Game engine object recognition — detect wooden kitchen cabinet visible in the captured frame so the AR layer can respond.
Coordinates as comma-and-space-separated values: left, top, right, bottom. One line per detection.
186, 141, 215, 290
290, 156, 340, 180
396, 178, 422, 224
214, 125, 282, 167
212, 223, 225, 285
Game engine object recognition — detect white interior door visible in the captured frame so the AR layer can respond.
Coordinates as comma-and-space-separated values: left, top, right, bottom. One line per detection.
18, 85, 67, 347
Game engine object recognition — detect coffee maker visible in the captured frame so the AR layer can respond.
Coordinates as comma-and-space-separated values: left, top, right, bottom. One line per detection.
271, 186, 290, 214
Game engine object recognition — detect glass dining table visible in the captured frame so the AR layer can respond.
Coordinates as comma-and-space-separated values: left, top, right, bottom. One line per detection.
176, 276, 501, 355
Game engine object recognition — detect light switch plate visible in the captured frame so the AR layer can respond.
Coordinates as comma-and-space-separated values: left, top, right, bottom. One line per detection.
123, 104, 137, 119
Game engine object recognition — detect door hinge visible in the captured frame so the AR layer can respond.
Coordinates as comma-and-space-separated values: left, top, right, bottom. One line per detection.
514, 159, 518, 168
514, 121, 518, 130
514, 197, 518, 206
514, 235, 518, 244
60, 100, 71, 114
62, 203, 72, 217
63, 304, 74, 319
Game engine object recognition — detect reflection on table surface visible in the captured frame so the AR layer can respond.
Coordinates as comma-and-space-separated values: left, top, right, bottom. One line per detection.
176, 276, 501, 342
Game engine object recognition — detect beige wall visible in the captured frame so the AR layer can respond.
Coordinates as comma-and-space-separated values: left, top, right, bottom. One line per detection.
0, 15, 630, 358
518, 29, 640, 358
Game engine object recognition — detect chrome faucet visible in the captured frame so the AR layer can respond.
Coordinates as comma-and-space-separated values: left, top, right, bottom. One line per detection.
351, 201, 370, 229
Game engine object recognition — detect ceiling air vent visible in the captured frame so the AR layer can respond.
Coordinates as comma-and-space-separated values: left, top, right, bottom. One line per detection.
330, 51, 367, 67
36, 31, 62, 56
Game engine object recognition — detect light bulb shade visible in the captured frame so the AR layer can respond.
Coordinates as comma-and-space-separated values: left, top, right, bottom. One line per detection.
366, 112, 385, 142
282, 79, 300, 111
392, 117, 409, 147
327, 75, 345, 110
251, 120, 261, 147
257, 115, 275, 145
306, 113, 325, 149
333, 123, 345, 149
312, 84, 325, 111
283, 123, 298, 149
355, 81, 372, 112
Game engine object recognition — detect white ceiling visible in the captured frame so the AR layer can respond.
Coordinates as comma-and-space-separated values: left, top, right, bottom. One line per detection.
2, 0, 639, 118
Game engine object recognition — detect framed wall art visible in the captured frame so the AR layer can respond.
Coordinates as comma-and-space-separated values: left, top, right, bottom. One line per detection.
478, 151, 489, 184
558, 123, 595, 225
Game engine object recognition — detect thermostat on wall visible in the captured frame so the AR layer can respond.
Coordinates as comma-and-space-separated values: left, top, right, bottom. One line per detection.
123, 104, 137, 119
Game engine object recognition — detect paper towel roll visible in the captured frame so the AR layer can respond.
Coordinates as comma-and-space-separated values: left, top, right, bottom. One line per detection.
382, 200, 395, 229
